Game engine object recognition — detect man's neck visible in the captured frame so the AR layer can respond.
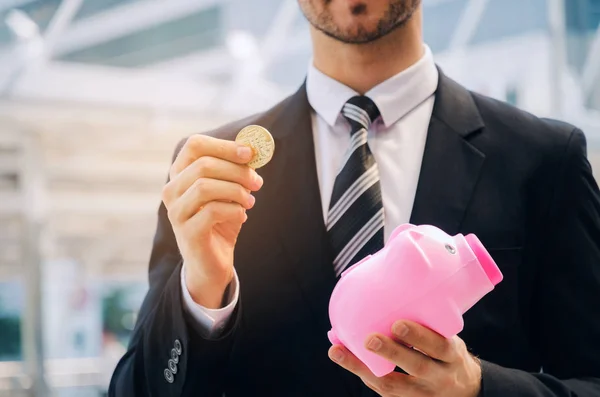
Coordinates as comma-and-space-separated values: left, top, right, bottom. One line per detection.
310, 9, 424, 95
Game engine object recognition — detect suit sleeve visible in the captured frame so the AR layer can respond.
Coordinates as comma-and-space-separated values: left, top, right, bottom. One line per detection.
108, 139, 241, 397
479, 129, 600, 396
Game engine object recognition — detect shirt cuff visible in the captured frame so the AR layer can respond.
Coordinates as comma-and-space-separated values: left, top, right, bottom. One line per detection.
180, 263, 239, 338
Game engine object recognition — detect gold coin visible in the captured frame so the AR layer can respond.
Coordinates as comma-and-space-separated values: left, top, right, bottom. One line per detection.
235, 125, 275, 169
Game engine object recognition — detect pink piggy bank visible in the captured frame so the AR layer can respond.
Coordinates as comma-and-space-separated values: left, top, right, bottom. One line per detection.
327, 223, 503, 377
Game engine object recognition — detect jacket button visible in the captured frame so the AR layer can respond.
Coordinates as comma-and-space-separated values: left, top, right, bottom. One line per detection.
171, 348, 179, 364
164, 368, 174, 384
174, 339, 182, 355
168, 359, 178, 374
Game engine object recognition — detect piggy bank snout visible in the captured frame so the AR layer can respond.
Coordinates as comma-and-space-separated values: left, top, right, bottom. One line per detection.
464, 234, 503, 286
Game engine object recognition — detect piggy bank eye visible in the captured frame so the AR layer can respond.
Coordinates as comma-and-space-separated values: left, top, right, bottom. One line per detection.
445, 244, 456, 254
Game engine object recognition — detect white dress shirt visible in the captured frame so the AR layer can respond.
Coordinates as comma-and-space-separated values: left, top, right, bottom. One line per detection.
181, 45, 439, 337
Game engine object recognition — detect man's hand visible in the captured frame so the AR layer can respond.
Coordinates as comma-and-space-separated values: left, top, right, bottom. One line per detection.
328, 320, 482, 397
162, 134, 264, 309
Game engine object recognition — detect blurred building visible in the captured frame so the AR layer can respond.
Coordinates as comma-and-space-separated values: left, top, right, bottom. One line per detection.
0, 0, 599, 396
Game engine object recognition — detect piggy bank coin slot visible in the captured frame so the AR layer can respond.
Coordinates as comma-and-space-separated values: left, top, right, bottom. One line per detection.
445, 244, 456, 254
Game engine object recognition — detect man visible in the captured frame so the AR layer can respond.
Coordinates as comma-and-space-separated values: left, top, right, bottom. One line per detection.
109, 1, 600, 396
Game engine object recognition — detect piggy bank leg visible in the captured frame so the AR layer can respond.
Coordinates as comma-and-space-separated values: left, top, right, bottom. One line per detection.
328, 330, 341, 345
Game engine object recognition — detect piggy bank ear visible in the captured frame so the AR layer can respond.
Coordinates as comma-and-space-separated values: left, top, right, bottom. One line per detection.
387, 224, 415, 244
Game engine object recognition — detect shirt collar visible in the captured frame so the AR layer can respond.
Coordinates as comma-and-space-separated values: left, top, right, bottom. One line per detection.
306, 45, 439, 128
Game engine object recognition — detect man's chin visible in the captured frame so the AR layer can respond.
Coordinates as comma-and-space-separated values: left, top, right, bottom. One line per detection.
319, 26, 388, 45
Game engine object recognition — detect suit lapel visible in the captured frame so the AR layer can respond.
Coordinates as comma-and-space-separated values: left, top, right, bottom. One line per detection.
410, 70, 486, 235
258, 83, 366, 393
259, 83, 337, 324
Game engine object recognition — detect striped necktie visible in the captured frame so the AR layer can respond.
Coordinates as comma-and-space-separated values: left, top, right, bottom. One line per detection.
328, 96, 384, 277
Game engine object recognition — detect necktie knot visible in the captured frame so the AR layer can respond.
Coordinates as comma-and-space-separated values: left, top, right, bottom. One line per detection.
342, 96, 381, 131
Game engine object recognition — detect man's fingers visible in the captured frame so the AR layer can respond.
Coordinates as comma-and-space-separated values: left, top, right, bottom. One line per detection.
328, 345, 371, 376
391, 321, 458, 363
365, 334, 444, 381
328, 345, 417, 396
168, 178, 254, 224
184, 202, 247, 245
171, 135, 254, 180
164, 156, 263, 203
188, 201, 247, 231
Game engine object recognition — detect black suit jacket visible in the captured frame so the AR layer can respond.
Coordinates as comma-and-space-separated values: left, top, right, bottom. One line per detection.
109, 71, 600, 396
